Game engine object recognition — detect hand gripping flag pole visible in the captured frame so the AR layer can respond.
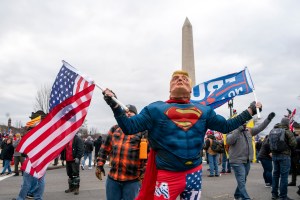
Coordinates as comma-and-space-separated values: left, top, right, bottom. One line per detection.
94, 84, 129, 112
245, 67, 261, 119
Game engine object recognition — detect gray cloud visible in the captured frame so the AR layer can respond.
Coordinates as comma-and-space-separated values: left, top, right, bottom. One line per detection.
0, 1, 299, 135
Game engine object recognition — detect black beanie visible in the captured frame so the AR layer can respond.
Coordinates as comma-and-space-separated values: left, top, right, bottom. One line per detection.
126, 104, 137, 114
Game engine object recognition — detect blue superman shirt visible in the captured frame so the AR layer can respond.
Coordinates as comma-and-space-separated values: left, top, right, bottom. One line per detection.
112, 101, 251, 171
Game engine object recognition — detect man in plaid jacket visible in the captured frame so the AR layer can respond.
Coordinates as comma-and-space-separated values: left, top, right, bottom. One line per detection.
96, 104, 147, 200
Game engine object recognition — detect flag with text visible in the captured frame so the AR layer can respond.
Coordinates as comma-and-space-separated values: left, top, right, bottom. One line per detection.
191, 69, 253, 109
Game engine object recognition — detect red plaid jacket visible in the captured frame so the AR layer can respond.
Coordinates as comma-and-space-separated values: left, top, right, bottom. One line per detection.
97, 125, 147, 181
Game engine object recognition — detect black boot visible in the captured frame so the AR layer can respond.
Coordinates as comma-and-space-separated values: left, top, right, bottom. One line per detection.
72, 177, 80, 195
74, 187, 79, 195
65, 178, 74, 193
288, 182, 296, 186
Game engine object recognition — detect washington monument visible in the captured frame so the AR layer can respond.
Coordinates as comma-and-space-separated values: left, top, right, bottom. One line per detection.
182, 17, 196, 86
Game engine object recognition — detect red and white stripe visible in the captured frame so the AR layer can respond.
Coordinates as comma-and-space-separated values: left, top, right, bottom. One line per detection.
17, 85, 95, 178
74, 76, 89, 94
289, 109, 296, 132
63, 60, 93, 95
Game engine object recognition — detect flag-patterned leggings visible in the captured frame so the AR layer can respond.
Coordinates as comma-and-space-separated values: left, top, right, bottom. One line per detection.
154, 165, 202, 200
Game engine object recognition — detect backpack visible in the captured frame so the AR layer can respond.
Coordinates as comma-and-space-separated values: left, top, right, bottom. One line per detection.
269, 128, 289, 153
210, 139, 225, 153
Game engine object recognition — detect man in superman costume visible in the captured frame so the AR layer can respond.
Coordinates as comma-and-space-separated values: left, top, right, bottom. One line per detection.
101, 70, 262, 200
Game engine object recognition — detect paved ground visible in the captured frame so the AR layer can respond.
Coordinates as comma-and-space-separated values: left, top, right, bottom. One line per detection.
0, 161, 300, 200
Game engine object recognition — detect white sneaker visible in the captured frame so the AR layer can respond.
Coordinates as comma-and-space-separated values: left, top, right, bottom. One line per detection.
81, 165, 85, 170
88, 167, 92, 170
265, 183, 272, 188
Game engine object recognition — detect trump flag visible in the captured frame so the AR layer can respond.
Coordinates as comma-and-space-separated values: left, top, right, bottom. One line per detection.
25, 115, 41, 128
17, 60, 95, 178
191, 68, 253, 109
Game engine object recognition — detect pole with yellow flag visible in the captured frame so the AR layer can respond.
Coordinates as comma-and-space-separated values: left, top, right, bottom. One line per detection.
246, 119, 257, 162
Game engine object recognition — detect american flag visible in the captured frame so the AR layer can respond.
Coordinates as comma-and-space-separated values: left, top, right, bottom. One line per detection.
17, 61, 95, 178
181, 169, 202, 200
289, 109, 296, 132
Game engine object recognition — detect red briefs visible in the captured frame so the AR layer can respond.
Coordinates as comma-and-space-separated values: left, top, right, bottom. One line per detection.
154, 164, 202, 200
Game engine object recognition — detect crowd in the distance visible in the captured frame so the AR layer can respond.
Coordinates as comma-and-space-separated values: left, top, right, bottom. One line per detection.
1, 107, 300, 200
201, 109, 300, 200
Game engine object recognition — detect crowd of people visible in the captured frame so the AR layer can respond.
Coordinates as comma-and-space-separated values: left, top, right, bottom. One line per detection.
0, 70, 300, 200
201, 113, 300, 200
1, 116, 300, 199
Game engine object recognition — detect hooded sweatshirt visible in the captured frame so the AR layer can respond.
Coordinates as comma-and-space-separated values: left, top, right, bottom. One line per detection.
227, 117, 272, 164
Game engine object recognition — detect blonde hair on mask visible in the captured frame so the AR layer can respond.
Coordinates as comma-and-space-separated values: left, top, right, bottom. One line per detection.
171, 70, 192, 85
172, 70, 189, 77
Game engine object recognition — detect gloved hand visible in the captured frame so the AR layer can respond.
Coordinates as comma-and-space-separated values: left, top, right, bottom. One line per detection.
138, 173, 145, 184
99, 165, 105, 176
95, 166, 105, 180
248, 101, 262, 116
102, 89, 118, 108
267, 112, 275, 120
74, 158, 80, 164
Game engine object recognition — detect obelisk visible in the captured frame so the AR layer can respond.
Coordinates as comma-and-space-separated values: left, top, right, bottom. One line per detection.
182, 17, 196, 86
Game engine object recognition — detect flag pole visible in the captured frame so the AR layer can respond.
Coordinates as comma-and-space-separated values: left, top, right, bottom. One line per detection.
245, 67, 261, 119
252, 89, 261, 119
61, 61, 129, 112
94, 83, 129, 112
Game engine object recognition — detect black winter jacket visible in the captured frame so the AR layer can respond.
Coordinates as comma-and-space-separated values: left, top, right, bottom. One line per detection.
1, 142, 14, 161
94, 137, 102, 156
61, 135, 84, 160
258, 137, 271, 160
84, 140, 93, 153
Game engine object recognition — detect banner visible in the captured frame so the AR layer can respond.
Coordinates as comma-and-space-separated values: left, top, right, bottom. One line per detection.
191, 68, 253, 109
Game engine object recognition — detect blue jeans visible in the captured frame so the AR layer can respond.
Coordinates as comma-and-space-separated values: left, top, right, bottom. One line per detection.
106, 176, 140, 200
271, 155, 291, 198
16, 172, 45, 200
207, 153, 219, 176
260, 158, 272, 184
221, 153, 231, 172
231, 162, 251, 200
82, 152, 92, 167
1, 159, 12, 174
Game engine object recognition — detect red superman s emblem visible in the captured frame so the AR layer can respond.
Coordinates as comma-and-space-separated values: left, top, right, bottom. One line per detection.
165, 107, 202, 131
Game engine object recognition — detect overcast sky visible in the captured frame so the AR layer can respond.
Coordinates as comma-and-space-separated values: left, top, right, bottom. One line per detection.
0, 0, 299, 135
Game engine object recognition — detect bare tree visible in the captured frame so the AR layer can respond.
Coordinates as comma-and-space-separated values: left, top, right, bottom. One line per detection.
34, 84, 51, 113
89, 127, 98, 135
15, 120, 23, 128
